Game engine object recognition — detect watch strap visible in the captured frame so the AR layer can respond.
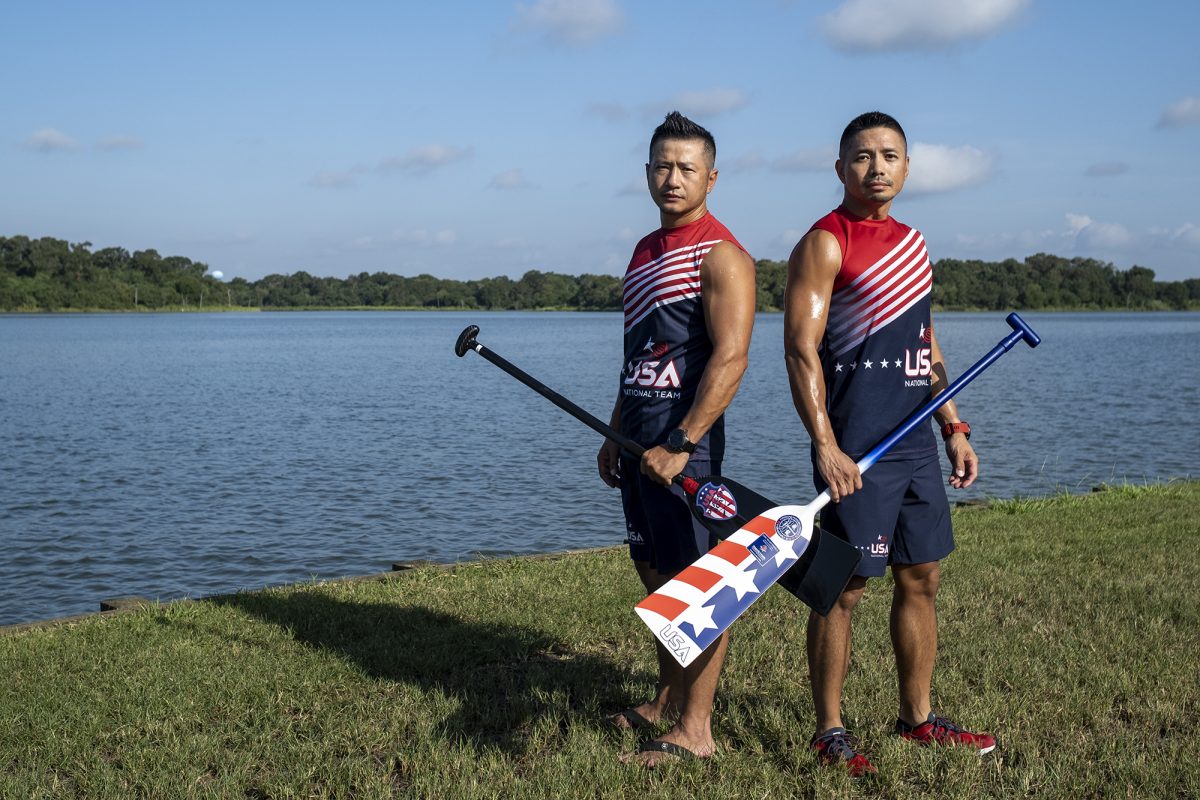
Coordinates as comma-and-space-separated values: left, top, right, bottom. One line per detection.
666, 428, 697, 454
940, 421, 971, 440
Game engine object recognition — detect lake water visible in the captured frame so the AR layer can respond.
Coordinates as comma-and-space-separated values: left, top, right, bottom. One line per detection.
1, 311, 1196, 625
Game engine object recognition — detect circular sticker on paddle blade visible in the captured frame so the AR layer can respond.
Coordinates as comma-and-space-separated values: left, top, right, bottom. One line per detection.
775, 514, 802, 541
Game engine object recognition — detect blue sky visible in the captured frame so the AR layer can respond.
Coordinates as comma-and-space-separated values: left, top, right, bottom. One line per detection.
4, 0, 1199, 282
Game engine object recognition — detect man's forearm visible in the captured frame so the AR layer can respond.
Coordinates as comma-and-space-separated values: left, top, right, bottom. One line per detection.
785, 347, 838, 450
676, 349, 748, 441
608, 391, 623, 430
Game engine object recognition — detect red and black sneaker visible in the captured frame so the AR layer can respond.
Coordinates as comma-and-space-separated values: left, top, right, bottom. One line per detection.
811, 727, 877, 777
896, 713, 996, 755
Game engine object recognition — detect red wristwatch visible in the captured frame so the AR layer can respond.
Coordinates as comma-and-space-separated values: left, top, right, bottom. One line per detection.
940, 421, 971, 440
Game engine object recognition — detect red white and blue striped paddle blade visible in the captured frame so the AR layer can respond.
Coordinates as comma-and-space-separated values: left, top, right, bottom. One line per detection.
635, 502, 819, 668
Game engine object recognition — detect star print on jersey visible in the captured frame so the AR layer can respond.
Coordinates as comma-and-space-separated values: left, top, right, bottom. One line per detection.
830, 353, 935, 382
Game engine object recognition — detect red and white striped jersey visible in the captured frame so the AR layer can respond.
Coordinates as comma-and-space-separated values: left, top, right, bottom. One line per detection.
810, 206, 938, 460
618, 213, 748, 459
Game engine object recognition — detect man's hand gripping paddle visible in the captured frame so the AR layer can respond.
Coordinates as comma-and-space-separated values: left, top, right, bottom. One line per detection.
638, 313, 1042, 668
454, 324, 862, 615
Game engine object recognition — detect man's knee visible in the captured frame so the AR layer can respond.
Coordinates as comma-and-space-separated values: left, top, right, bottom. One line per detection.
634, 560, 671, 593
893, 561, 941, 601
831, 575, 869, 615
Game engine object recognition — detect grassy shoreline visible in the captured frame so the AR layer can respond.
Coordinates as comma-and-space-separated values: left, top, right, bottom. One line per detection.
3, 483, 1198, 799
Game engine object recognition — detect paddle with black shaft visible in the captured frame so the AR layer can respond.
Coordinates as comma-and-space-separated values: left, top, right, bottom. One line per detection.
637, 312, 1042, 669
454, 324, 863, 615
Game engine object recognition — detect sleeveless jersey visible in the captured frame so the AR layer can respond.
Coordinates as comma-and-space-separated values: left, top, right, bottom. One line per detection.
619, 213, 748, 460
811, 206, 938, 460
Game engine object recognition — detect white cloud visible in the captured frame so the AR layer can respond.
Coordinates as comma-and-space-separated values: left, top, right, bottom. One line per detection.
1157, 96, 1200, 129
24, 128, 79, 152
378, 144, 472, 175
513, 0, 624, 46
773, 145, 837, 172
1066, 213, 1133, 249
1084, 161, 1128, 177
904, 142, 994, 195
97, 135, 144, 151
1148, 223, 1200, 247
821, 0, 1029, 52
664, 87, 748, 118
1175, 224, 1200, 246
489, 168, 536, 190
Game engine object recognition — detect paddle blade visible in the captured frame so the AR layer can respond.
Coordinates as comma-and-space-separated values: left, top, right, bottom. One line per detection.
681, 474, 860, 615
775, 525, 861, 616
635, 503, 820, 668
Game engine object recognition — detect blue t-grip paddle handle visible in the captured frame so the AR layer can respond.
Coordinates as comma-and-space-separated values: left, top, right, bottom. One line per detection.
856, 312, 1041, 474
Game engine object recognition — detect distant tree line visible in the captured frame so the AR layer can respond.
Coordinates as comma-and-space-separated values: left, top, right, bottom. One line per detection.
2, 234, 1197, 312
752, 254, 1198, 310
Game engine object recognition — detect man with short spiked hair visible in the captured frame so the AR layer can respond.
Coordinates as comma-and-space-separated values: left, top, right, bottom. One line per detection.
597, 111, 756, 766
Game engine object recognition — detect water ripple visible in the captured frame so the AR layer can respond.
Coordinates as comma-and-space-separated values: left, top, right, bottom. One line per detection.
0, 311, 1195, 625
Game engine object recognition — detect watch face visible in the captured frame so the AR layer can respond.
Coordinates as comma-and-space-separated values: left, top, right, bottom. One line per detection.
667, 429, 693, 452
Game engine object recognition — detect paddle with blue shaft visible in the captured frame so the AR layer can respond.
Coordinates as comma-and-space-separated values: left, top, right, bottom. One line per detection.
454, 323, 864, 616
637, 312, 1042, 669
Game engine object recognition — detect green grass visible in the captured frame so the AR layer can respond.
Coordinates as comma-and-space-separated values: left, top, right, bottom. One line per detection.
3, 482, 1198, 799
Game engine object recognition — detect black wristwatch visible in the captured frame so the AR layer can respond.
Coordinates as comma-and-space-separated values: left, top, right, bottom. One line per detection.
665, 428, 697, 454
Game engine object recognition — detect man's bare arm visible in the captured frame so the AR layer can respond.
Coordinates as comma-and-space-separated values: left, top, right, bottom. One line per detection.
928, 325, 978, 489
597, 391, 623, 488
783, 229, 861, 502
640, 240, 756, 485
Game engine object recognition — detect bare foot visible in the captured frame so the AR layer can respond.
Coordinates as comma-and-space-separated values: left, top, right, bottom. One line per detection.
604, 700, 677, 731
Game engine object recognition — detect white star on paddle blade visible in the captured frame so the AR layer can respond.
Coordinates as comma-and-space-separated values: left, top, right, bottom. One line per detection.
723, 565, 762, 601
678, 600, 718, 635
772, 534, 803, 566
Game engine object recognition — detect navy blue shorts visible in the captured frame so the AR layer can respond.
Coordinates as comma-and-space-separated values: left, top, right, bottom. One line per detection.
815, 453, 954, 578
620, 456, 719, 576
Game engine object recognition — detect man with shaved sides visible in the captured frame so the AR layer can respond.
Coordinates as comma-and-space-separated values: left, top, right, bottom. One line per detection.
598, 111, 756, 767
784, 111, 996, 776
